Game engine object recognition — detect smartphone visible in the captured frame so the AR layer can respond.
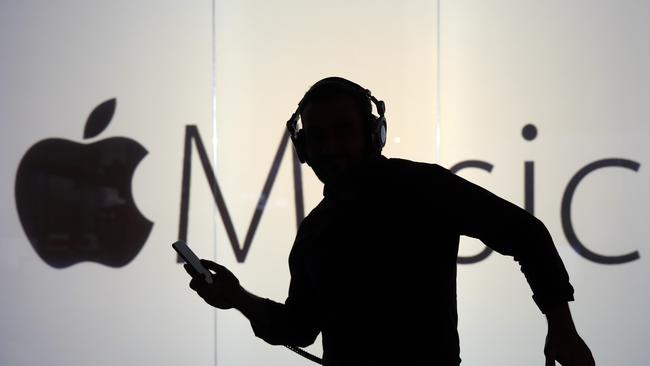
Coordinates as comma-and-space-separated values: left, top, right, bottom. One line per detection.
172, 240, 213, 284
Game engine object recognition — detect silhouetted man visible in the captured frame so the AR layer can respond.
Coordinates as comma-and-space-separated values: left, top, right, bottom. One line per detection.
184, 77, 595, 365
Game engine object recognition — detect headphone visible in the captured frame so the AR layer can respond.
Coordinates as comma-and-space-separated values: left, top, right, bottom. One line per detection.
286, 77, 388, 164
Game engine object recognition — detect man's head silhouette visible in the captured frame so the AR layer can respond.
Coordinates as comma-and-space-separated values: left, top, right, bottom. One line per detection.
292, 77, 386, 185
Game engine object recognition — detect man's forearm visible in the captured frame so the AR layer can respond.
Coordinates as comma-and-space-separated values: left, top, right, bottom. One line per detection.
232, 287, 297, 345
233, 287, 272, 329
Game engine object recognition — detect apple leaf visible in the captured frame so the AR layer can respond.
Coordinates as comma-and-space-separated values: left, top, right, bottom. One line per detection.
84, 98, 116, 139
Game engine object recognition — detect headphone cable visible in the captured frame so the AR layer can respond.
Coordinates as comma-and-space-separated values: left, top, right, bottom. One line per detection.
284, 344, 323, 364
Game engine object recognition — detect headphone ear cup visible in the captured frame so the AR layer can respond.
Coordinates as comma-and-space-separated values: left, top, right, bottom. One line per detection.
295, 129, 307, 163
378, 118, 387, 148
368, 115, 387, 152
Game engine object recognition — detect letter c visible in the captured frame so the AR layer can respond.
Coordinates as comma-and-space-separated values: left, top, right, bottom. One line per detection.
561, 158, 641, 264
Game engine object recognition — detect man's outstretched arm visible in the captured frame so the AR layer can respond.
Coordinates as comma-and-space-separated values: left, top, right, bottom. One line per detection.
430, 164, 595, 365
186, 259, 320, 348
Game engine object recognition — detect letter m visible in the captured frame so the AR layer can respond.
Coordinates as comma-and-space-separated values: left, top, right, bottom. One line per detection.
177, 125, 305, 262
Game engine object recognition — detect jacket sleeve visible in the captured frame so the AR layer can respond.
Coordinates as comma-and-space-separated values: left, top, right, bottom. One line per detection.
248, 231, 321, 347
431, 163, 575, 313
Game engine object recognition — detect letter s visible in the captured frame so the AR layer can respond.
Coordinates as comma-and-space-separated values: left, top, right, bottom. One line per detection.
450, 160, 494, 264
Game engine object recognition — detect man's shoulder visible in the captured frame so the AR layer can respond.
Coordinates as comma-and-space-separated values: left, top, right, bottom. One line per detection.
302, 198, 330, 223
383, 156, 451, 182
288, 199, 333, 263
385, 156, 441, 168
295, 199, 332, 239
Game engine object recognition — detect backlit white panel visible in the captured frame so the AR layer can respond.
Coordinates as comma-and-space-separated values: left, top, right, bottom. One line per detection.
0, 1, 215, 365
439, 1, 650, 365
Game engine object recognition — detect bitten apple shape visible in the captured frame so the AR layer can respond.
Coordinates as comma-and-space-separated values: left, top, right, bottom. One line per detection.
15, 98, 153, 268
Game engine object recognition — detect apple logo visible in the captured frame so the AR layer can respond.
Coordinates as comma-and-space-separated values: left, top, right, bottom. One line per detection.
15, 98, 153, 268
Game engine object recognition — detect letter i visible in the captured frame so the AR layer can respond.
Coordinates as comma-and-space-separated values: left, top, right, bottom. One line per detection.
522, 124, 538, 215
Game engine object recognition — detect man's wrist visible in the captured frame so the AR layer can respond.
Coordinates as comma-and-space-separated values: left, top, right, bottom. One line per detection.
232, 285, 249, 311
545, 302, 577, 333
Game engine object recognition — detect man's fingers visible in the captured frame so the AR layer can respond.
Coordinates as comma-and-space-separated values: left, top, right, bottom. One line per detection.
200, 259, 223, 272
588, 350, 596, 366
189, 276, 213, 291
189, 278, 202, 291
544, 347, 556, 366
183, 263, 200, 277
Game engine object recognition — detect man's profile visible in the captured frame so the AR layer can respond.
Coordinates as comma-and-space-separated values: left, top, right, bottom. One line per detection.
183, 77, 595, 366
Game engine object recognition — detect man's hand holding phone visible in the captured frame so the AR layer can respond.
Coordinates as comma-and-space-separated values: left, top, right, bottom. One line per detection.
184, 259, 244, 310
173, 240, 244, 310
